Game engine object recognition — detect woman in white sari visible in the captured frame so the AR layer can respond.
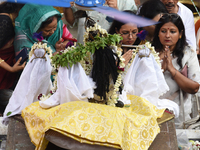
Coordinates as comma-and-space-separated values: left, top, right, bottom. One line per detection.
152, 13, 200, 128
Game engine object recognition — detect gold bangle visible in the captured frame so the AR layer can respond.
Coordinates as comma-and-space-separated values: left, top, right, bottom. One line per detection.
172, 69, 177, 79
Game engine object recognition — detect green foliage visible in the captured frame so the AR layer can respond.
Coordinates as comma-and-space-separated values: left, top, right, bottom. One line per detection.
51, 34, 122, 68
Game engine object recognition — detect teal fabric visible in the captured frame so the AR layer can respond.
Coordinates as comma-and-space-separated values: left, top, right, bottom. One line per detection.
14, 4, 63, 54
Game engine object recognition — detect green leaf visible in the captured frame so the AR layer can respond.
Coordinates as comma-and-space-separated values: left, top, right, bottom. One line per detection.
7, 111, 12, 116
50, 33, 122, 68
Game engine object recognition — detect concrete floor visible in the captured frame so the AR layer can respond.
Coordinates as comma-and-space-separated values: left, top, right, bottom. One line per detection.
0, 117, 7, 150
0, 118, 7, 135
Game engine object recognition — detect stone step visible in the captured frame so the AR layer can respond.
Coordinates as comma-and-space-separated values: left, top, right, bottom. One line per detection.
0, 117, 7, 150
0, 135, 6, 150
0, 117, 7, 135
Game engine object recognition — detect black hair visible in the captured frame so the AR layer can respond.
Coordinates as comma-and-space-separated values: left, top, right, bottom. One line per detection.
197, 54, 200, 60
39, 15, 58, 30
152, 13, 187, 69
91, 46, 119, 101
138, 0, 168, 19
73, 10, 96, 30
108, 10, 136, 34
0, 15, 15, 49
0, 2, 24, 14
82, 11, 120, 102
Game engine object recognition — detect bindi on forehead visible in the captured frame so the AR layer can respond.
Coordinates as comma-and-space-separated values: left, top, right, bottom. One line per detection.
161, 27, 177, 30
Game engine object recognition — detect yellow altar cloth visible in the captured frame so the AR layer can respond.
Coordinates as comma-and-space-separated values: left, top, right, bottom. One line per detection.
21, 95, 165, 150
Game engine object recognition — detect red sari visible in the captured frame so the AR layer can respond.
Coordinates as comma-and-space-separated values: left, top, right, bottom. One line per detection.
0, 46, 17, 89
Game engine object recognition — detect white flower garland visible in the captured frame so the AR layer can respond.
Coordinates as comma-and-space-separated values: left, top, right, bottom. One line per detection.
144, 42, 161, 67
80, 52, 93, 75
62, 45, 76, 54
83, 23, 108, 44
39, 93, 52, 101
122, 42, 161, 77
107, 42, 161, 106
190, 140, 200, 150
107, 48, 125, 106
39, 72, 58, 101
51, 73, 58, 93
29, 42, 53, 61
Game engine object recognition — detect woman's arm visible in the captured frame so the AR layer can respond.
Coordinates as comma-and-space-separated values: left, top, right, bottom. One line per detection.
0, 57, 25, 72
168, 67, 199, 94
63, 2, 75, 26
163, 47, 200, 94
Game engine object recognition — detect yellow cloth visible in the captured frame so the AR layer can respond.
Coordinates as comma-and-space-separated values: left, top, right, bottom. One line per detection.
22, 95, 165, 150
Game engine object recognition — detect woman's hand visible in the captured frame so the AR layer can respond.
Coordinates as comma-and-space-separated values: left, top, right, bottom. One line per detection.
55, 38, 70, 52
11, 57, 26, 72
164, 46, 173, 71
55, 38, 65, 52
70, 1, 74, 7
122, 50, 133, 66
54, 38, 71, 55
161, 46, 199, 94
0, 57, 26, 72
161, 55, 167, 72
105, 0, 118, 9
162, 46, 175, 72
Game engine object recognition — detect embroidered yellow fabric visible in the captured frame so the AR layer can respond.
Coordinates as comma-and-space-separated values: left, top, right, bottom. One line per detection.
22, 95, 165, 150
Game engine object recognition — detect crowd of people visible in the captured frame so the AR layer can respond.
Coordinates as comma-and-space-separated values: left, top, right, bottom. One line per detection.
0, 0, 200, 149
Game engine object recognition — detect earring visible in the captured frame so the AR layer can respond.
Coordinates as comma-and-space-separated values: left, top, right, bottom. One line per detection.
179, 36, 182, 39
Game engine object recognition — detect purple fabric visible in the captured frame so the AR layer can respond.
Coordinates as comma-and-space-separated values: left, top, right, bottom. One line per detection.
137, 30, 148, 41
6, 0, 70, 7
65, 41, 74, 48
32, 32, 44, 41
92, 6, 158, 27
